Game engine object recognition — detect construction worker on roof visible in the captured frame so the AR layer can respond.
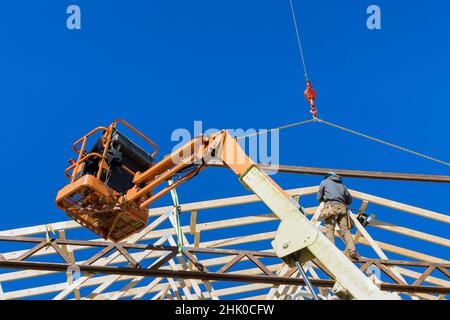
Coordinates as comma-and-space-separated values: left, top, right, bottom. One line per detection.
317, 172, 360, 260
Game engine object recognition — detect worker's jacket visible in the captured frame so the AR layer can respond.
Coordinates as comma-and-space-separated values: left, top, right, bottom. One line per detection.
317, 175, 352, 206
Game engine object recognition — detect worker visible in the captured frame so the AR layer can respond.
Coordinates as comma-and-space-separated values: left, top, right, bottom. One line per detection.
317, 172, 360, 260
303, 80, 318, 118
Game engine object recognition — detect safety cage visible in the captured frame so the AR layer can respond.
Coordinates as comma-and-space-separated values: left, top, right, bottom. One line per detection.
55, 119, 158, 242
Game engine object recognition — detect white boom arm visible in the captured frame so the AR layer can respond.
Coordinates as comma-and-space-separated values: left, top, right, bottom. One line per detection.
240, 165, 399, 300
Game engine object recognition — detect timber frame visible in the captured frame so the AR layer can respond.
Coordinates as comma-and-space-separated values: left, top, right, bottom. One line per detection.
0, 185, 448, 300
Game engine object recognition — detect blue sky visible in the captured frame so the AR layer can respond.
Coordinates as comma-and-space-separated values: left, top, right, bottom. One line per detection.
0, 1, 448, 298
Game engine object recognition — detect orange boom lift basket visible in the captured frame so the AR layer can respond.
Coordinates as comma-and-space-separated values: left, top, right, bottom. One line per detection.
55, 119, 158, 242
57, 119, 255, 242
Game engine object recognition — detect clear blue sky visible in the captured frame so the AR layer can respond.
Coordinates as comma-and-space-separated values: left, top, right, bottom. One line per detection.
0, 1, 448, 298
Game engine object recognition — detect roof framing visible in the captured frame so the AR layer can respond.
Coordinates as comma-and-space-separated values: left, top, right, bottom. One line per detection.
0, 185, 448, 300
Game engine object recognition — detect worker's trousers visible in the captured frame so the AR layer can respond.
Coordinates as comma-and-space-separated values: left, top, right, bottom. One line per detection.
322, 202, 357, 254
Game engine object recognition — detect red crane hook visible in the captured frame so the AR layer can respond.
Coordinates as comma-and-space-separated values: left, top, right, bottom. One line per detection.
303, 80, 318, 118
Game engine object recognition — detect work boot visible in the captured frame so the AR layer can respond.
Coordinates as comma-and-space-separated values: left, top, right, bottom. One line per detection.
349, 251, 361, 261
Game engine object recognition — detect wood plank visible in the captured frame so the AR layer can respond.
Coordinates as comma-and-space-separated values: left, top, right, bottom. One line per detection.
15, 241, 48, 262
146, 186, 319, 216
348, 212, 409, 285
183, 250, 208, 272
350, 189, 449, 224
0, 221, 80, 237
437, 267, 450, 279
375, 262, 405, 284
149, 251, 178, 271
190, 211, 198, 234
82, 244, 115, 266
189, 231, 201, 271
413, 266, 435, 286
50, 242, 74, 265
256, 164, 450, 184
246, 254, 272, 276
357, 237, 448, 264
115, 244, 140, 268
371, 219, 450, 248
217, 254, 245, 274
345, 200, 368, 255
58, 230, 80, 300
132, 278, 163, 300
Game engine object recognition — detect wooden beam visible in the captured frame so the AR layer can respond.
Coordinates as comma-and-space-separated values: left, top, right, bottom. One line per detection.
345, 201, 368, 255
146, 186, 319, 216
190, 211, 198, 235
371, 219, 450, 248
350, 189, 449, 224
348, 212, 409, 285
58, 230, 80, 300
241, 164, 450, 184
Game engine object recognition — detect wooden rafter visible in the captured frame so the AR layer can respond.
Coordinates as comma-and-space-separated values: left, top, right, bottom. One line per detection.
0, 185, 448, 300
